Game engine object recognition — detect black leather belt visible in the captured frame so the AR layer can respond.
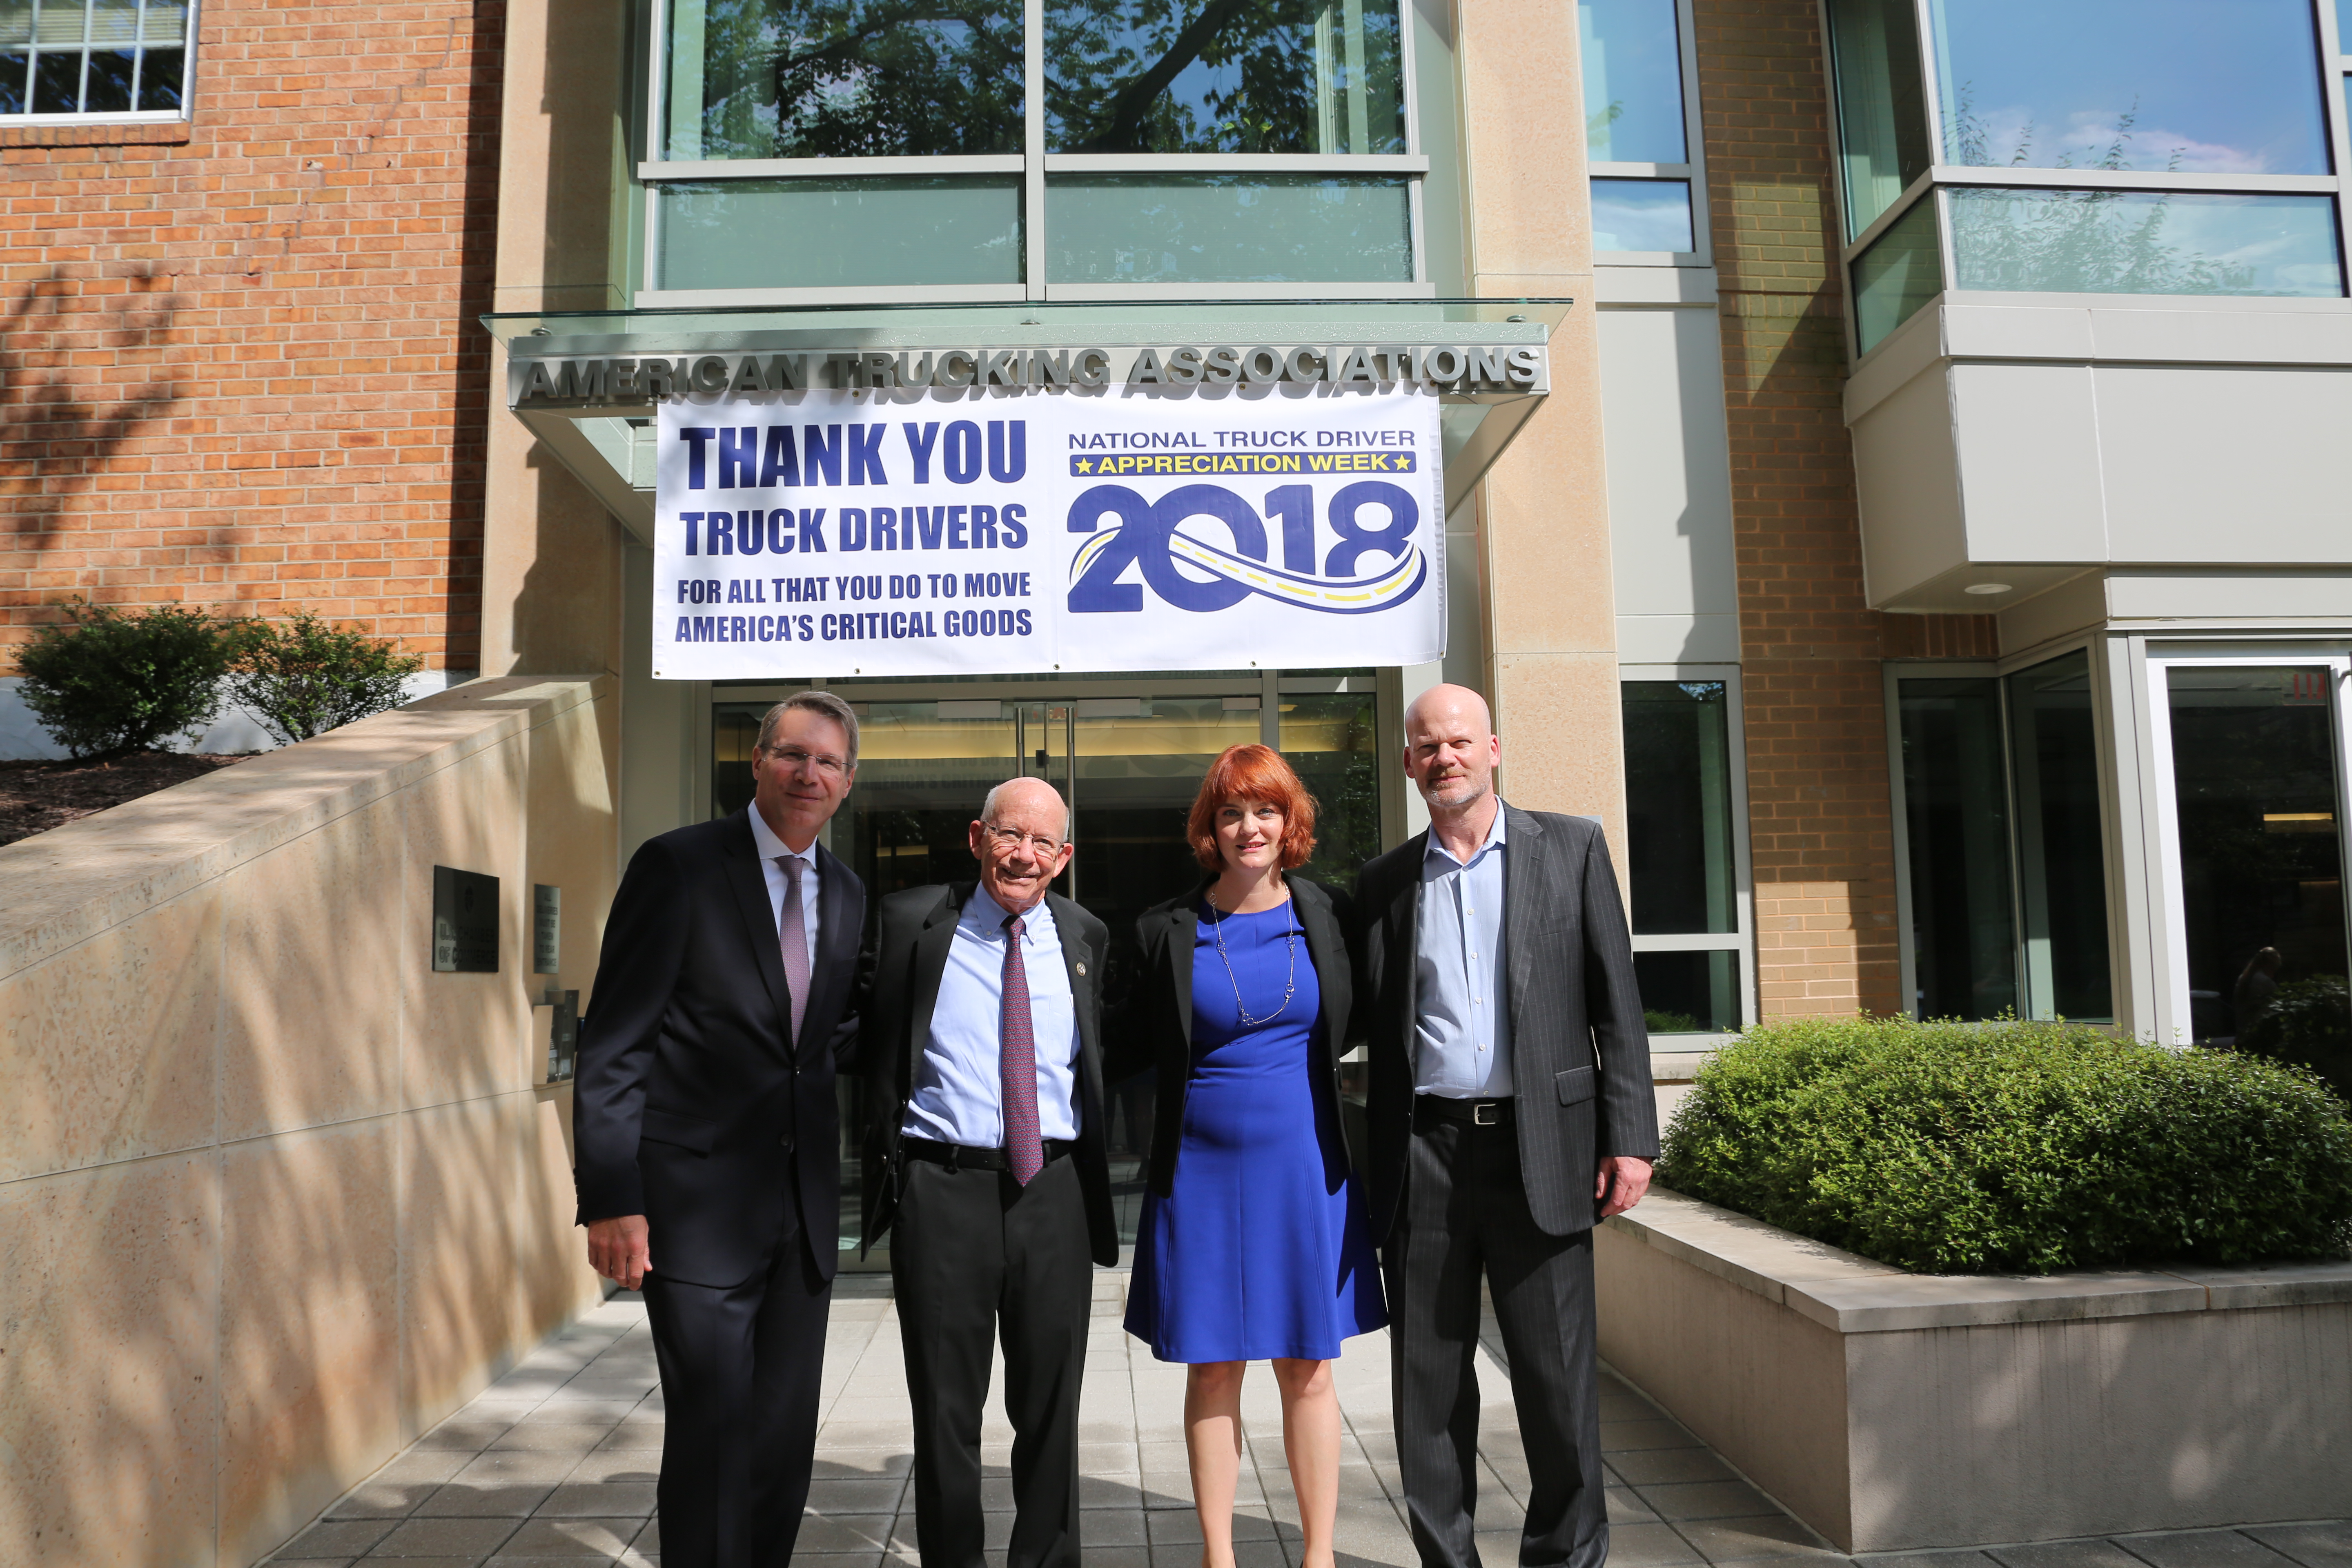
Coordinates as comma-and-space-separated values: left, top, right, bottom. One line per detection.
1416, 1094, 1514, 1127
902, 1134, 1074, 1172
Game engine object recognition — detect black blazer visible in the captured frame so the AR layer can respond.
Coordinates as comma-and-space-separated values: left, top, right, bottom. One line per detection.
1352, 805, 1659, 1241
1115, 877, 1359, 1197
573, 809, 866, 1288
855, 882, 1120, 1267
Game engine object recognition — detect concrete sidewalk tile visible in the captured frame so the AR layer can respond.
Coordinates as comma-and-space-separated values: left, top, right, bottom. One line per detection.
1873, 1552, 2000, 1568
1080, 1548, 1152, 1568
811, 1448, 915, 1478
326, 1482, 439, 1521
1602, 1523, 1708, 1567
452, 1452, 581, 1486
1082, 1477, 1150, 1509
1676, 1514, 1845, 1563
416, 1417, 518, 1452
493, 1517, 644, 1557
1608, 1487, 1662, 1525
2119, 1533, 2301, 1568
412, 1483, 555, 1518
797, 1515, 901, 1553
366, 1515, 523, 1556
982, 1475, 1018, 1511
1604, 1419, 1700, 1452
281, 1520, 398, 1558
1085, 1510, 1152, 1546
1151, 1543, 1291, 1568
805, 1476, 908, 1513
537, 1482, 657, 1518
563, 1452, 662, 1486
2248, 1524, 2352, 1568
1990, 1542, 2152, 1568
1147, 1508, 1281, 1544
1610, 1449, 1738, 1486
1640, 1481, 1777, 1522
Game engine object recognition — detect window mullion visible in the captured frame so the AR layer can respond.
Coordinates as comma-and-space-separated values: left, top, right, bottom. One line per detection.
1025, 0, 1046, 298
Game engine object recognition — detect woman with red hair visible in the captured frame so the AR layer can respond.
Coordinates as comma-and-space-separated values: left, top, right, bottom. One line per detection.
1120, 743, 1386, 1568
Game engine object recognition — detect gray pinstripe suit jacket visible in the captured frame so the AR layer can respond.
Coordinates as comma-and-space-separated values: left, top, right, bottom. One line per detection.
1353, 804, 1661, 1241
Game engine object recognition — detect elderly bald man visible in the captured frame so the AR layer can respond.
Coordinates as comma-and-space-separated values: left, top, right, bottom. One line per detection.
1352, 684, 1659, 1568
857, 775, 1118, 1568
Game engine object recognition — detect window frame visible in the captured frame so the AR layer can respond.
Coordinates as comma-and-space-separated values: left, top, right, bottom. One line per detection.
635, 0, 1432, 305
1618, 662, 1755, 1045
1818, 0, 2352, 364
1586, 0, 1713, 267
0, 0, 199, 126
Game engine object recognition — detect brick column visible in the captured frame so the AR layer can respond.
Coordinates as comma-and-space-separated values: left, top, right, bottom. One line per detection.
1693, 0, 1993, 1020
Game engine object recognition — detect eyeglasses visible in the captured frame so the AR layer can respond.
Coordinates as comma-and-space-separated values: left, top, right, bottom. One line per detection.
764, 744, 849, 779
980, 824, 1065, 857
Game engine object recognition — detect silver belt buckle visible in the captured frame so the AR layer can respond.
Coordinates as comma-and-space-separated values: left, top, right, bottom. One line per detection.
1473, 1102, 1499, 1126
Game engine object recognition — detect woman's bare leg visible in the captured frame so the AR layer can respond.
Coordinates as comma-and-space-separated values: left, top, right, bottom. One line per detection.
1186, 1361, 1248, 1568
1272, 1358, 1340, 1568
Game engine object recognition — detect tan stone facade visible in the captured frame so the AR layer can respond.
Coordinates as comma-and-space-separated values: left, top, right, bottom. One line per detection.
0, 0, 504, 671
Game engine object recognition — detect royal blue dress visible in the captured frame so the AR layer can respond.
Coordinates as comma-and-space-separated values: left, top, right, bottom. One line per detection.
1124, 898, 1388, 1363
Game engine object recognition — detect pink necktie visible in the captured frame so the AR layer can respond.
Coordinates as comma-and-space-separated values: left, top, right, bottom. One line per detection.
1000, 914, 1042, 1185
776, 857, 809, 1043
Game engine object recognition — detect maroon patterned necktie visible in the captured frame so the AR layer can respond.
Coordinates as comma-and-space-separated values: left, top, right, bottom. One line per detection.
1000, 913, 1042, 1185
776, 857, 809, 1043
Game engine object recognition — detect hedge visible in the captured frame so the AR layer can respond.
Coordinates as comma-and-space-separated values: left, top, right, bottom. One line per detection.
1657, 1016, 2352, 1274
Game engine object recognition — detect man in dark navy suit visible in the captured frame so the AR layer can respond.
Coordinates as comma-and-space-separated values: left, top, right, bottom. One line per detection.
574, 691, 867, 1568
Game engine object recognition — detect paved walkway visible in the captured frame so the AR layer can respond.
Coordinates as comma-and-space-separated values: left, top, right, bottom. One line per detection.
267, 1277, 2352, 1568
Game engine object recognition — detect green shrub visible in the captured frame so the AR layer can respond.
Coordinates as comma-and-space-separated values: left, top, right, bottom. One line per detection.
226, 613, 423, 746
2235, 977, 2352, 1104
11, 599, 232, 759
1657, 1016, 2352, 1274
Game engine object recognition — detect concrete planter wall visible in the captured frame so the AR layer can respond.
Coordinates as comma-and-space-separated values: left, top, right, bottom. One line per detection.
1595, 1189, 2352, 1553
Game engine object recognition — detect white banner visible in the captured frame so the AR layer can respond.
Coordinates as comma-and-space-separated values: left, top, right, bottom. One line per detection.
651, 385, 1444, 679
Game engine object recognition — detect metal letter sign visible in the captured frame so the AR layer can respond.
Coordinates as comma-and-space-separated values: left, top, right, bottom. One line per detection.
650, 385, 1446, 678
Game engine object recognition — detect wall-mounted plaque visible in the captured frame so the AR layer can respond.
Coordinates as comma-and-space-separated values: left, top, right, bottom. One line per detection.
546, 988, 579, 1082
432, 866, 500, 973
532, 884, 561, 975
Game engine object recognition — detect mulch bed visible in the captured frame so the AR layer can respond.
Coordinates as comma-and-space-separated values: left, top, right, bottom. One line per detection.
0, 750, 258, 849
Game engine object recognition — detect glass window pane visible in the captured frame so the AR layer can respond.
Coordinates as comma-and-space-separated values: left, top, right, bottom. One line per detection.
1578, 0, 1684, 163
1634, 950, 1740, 1034
1278, 690, 1381, 890
1826, 0, 1930, 237
83, 45, 129, 109
665, 0, 1024, 159
88, 0, 133, 45
36, 0, 85, 44
1621, 681, 1737, 935
1930, 0, 2330, 174
1046, 0, 1404, 154
2165, 666, 2345, 1045
1949, 188, 2343, 298
1898, 677, 2017, 1021
140, 0, 187, 43
659, 178, 1024, 290
0, 2, 29, 46
31, 48, 80, 111
1591, 177, 1693, 252
1047, 175, 1412, 283
1851, 196, 1941, 353
2009, 651, 2110, 1022
135, 43, 179, 109
0, 54, 25, 113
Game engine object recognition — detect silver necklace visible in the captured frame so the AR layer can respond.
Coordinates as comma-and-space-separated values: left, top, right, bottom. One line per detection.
1207, 888, 1297, 1026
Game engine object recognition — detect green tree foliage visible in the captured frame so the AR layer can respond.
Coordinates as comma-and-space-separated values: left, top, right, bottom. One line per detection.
1658, 1016, 2352, 1274
226, 614, 423, 746
11, 600, 232, 760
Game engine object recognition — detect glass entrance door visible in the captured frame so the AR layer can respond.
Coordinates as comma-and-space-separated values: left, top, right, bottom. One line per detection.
711, 678, 1383, 1263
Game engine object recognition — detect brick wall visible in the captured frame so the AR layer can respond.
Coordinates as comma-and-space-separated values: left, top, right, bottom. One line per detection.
0, 0, 506, 672
1693, 0, 1996, 1020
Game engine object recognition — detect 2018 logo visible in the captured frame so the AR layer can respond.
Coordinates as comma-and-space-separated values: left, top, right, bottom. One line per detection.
1067, 481, 1425, 615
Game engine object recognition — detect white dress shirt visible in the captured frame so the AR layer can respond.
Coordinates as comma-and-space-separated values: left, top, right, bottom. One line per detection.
746, 804, 820, 965
1415, 803, 1513, 1098
903, 886, 1082, 1145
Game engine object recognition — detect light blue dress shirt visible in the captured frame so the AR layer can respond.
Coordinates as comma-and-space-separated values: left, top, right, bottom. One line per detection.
1415, 804, 1512, 1098
903, 886, 1082, 1145
746, 805, 820, 965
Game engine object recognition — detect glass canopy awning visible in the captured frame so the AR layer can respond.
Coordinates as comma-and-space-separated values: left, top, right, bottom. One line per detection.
480, 298, 1575, 541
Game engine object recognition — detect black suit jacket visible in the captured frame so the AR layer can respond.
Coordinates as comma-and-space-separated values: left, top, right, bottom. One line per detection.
1115, 877, 1359, 1197
1353, 804, 1659, 1241
573, 809, 866, 1287
856, 882, 1120, 1267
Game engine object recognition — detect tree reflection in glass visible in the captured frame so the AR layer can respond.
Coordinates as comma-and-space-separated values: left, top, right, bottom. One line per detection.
665, 0, 1025, 158
1045, 0, 1405, 154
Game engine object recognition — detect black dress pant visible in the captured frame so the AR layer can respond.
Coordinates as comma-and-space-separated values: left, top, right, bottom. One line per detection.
642, 1219, 832, 1568
1384, 1116, 1607, 1568
891, 1154, 1093, 1568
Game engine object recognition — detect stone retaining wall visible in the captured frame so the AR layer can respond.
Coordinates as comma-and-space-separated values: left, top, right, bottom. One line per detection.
0, 677, 616, 1567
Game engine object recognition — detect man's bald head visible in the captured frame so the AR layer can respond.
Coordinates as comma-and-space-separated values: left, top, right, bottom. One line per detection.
981, 775, 1070, 841
1402, 682, 1501, 820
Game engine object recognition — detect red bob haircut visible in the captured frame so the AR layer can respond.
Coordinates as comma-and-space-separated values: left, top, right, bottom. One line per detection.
1187, 744, 1318, 872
